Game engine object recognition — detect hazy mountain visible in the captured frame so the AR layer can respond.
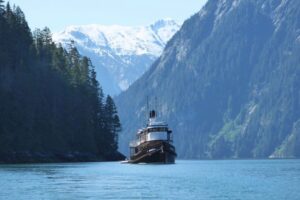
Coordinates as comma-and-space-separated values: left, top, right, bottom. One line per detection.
115, 0, 300, 159
53, 19, 180, 95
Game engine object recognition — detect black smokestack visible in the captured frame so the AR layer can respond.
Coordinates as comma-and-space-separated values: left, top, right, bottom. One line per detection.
149, 110, 156, 118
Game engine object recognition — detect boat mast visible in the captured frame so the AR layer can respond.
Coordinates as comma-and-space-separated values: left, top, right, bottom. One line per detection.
155, 96, 158, 118
146, 96, 149, 125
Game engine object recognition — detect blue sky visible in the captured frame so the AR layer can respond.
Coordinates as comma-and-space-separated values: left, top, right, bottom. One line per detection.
7, 0, 207, 32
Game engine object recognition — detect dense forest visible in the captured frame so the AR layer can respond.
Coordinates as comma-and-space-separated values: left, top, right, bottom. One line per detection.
0, 1, 124, 163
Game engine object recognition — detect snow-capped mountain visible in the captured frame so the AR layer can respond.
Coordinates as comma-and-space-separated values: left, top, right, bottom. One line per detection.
53, 19, 180, 95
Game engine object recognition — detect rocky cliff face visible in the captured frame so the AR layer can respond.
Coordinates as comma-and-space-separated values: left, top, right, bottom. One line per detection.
115, 0, 300, 158
53, 19, 180, 95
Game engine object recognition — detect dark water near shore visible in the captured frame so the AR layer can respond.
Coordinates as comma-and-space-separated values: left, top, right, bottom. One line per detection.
0, 160, 299, 200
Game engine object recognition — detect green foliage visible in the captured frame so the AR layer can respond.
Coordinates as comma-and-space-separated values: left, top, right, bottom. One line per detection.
0, 4, 123, 163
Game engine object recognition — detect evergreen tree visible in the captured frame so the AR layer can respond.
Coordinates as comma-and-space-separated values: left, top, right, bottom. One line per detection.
0, 2, 6, 66
105, 95, 121, 150
0, 0, 4, 14
4, 2, 12, 21
68, 41, 82, 86
80, 57, 90, 85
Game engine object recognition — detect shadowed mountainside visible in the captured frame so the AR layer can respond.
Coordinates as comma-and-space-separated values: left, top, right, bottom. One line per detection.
116, 0, 300, 159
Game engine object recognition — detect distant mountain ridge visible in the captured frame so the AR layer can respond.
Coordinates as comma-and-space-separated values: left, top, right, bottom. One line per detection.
115, 0, 300, 159
53, 19, 180, 95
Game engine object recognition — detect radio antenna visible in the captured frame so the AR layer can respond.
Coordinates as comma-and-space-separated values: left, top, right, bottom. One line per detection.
146, 96, 149, 122
155, 96, 158, 117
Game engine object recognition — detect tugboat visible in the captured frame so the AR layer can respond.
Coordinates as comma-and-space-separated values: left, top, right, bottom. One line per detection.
128, 109, 177, 164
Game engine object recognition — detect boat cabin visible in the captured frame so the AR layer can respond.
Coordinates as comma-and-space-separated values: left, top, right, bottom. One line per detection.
130, 110, 173, 149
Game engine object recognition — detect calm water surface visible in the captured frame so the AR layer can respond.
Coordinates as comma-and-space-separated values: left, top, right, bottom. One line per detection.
0, 160, 299, 200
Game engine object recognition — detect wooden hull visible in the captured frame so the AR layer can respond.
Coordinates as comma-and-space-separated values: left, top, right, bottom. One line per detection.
129, 141, 176, 164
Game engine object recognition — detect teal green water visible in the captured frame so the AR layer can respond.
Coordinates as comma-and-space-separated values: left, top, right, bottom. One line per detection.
0, 160, 299, 200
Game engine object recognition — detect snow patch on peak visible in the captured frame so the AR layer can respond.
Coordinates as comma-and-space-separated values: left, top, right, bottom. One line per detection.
297, 35, 300, 43
232, 0, 241, 8
215, 0, 241, 22
198, 8, 208, 18
150, 18, 179, 30
53, 20, 180, 57
272, 0, 290, 31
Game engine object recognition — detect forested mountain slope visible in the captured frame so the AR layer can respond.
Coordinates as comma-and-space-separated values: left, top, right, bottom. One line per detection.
0, 2, 124, 163
116, 0, 300, 159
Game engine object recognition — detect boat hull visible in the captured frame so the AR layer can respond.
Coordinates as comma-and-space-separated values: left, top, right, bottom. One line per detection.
129, 141, 176, 164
